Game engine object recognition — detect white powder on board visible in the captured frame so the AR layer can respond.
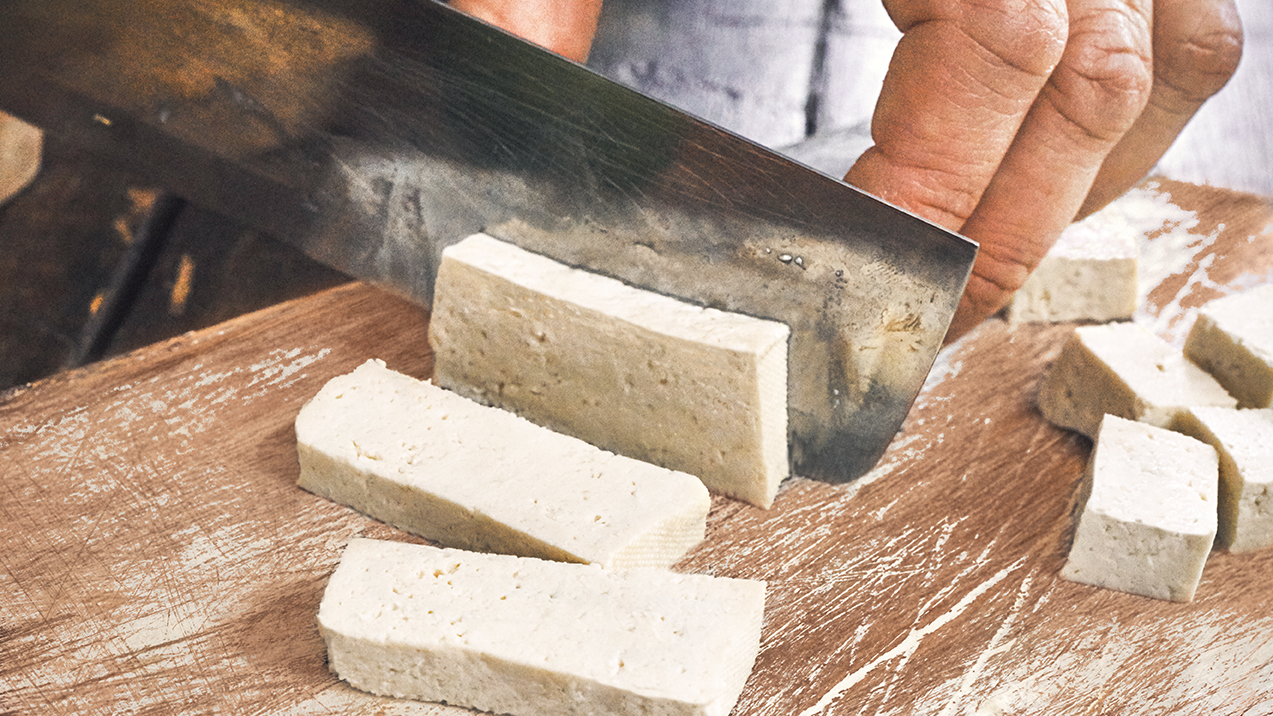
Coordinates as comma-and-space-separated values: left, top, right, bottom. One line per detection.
1110, 181, 1232, 344
796, 183, 1271, 714
793, 558, 1028, 716
946, 608, 1273, 714
1082, 182, 1210, 297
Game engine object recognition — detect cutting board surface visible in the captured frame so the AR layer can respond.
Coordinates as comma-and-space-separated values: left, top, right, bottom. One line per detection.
3, 179, 1273, 715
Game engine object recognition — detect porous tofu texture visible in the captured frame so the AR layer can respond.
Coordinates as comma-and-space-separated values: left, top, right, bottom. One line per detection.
318, 539, 767, 716
1185, 285, 1273, 408
296, 360, 710, 569
1173, 407, 1273, 553
429, 233, 790, 508
1037, 322, 1236, 438
1061, 416, 1218, 602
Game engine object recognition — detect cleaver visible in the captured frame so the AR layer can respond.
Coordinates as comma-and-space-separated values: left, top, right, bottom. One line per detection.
0, 0, 976, 483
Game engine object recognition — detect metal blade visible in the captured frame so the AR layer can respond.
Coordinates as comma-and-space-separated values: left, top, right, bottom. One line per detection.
0, 0, 976, 482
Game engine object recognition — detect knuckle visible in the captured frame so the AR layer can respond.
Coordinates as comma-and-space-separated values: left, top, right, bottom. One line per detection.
846, 148, 985, 229
965, 237, 1045, 312
1156, 8, 1244, 104
981, 234, 1048, 284
1051, 9, 1155, 139
893, 0, 1069, 76
961, 0, 1070, 76
962, 266, 1023, 322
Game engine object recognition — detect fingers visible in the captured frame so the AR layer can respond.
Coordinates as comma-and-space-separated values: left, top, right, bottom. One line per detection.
1077, 0, 1242, 218
845, 0, 1069, 230
451, 0, 603, 63
946, 0, 1155, 340
851, 0, 1241, 343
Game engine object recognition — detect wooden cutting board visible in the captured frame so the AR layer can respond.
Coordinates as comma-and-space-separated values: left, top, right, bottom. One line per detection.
3, 178, 1271, 715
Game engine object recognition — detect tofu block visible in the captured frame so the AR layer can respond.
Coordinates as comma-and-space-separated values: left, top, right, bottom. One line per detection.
296, 360, 710, 569
1173, 407, 1273, 553
1037, 322, 1236, 438
318, 538, 766, 716
1061, 415, 1218, 602
1007, 216, 1138, 324
1184, 284, 1273, 408
429, 233, 790, 508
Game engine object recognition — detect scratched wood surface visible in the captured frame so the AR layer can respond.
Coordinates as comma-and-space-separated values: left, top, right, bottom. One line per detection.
2, 178, 1271, 715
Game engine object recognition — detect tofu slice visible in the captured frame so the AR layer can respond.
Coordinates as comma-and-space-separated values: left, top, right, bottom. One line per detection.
1184, 284, 1273, 408
1037, 322, 1236, 438
318, 538, 766, 716
1007, 216, 1138, 324
296, 360, 710, 569
1173, 406, 1273, 553
1061, 416, 1218, 602
429, 233, 790, 508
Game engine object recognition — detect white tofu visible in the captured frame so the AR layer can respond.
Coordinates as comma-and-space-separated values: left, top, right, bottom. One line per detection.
1184, 284, 1273, 408
1061, 416, 1218, 602
429, 233, 790, 508
296, 360, 710, 569
1037, 322, 1236, 438
1173, 407, 1273, 553
1007, 216, 1138, 324
318, 538, 766, 716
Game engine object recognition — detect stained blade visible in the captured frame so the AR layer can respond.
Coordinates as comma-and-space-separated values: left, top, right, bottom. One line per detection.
0, 0, 977, 481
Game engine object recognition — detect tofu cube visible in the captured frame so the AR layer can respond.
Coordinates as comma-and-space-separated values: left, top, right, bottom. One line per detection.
1173, 406, 1273, 552
318, 539, 767, 716
429, 234, 790, 508
296, 360, 710, 569
1007, 215, 1138, 324
1061, 416, 1218, 602
1037, 322, 1236, 438
1184, 284, 1273, 408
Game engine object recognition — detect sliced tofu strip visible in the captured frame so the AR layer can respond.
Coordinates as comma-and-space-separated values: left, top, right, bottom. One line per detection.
318, 538, 766, 716
296, 360, 710, 569
429, 233, 790, 508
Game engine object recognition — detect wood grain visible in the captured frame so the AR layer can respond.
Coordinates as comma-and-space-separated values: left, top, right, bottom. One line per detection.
1, 180, 1271, 715
0, 283, 437, 715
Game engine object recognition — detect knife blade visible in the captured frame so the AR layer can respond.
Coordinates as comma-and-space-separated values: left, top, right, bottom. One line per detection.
0, 0, 976, 482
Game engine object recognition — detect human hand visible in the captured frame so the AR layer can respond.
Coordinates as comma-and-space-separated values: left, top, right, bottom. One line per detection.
845, 0, 1243, 342
450, 0, 603, 63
